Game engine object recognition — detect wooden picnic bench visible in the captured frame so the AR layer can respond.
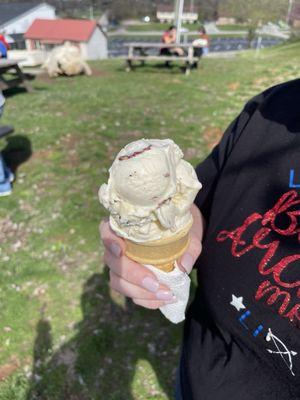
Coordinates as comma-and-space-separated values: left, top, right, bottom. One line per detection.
124, 42, 200, 75
0, 59, 32, 92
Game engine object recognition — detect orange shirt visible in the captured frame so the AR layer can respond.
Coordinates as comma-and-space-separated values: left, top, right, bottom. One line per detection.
161, 31, 175, 44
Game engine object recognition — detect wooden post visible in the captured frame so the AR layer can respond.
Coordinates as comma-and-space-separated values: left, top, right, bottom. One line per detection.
187, 45, 193, 62
126, 45, 134, 72
286, 0, 293, 25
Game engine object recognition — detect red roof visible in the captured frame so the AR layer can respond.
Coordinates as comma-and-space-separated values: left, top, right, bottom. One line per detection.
24, 19, 97, 43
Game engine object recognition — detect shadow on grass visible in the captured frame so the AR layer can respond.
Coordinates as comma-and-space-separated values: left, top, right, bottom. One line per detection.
2, 135, 32, 174
116, 62, 188, 75
3, 87, 28, 97
26, 269, 197, 400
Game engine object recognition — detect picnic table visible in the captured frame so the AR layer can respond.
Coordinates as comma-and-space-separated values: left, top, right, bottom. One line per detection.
0, 59, 32, 92
124, 42, 200, 75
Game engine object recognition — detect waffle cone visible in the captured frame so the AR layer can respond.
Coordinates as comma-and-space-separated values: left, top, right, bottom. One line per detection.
125, 220, 193, 272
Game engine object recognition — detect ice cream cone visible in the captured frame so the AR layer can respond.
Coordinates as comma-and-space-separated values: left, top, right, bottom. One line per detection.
125, 219, 193, 272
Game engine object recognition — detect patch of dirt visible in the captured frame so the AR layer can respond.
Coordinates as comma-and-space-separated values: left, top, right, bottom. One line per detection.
37, 73, 77, 84
202, 127, 223, 150
38, 68, 107, 83
0, 357, 20, 381
37, 72, 60, 85
91, 69, 109, 77
227, 82, 240, 91
31, 149, 54, 161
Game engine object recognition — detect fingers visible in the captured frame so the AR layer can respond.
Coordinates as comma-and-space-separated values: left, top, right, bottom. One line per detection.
104, 250, 172, 294
179, 204, 204, 273
110, 271, 176, 302
100, 219, 126, 258
100, 219, 171, 293
132, 298, 168, 310
100, 219, 175, 311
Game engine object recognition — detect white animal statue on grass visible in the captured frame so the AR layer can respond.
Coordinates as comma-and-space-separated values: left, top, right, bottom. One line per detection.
44, 41, 92, 78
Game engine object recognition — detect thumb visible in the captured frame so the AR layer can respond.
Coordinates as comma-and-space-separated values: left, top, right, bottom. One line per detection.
99, 219, 126, 258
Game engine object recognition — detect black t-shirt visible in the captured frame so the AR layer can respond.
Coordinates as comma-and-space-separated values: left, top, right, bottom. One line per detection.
181, 79, 300, 400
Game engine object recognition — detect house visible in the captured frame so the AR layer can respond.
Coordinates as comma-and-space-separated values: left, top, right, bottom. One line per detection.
215, 15, 237, 26
0, 2, 55, 49
24, 19, 108, 60
156, 5, 198, 24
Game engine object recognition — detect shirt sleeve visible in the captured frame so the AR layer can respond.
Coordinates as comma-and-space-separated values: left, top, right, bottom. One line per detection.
194, 92, 265, 221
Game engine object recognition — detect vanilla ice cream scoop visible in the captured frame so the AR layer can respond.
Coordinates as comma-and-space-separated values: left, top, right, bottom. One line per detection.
99, 138, 202, 242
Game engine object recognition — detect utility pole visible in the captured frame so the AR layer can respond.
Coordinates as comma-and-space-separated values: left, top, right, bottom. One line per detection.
90, 5, 94, 19
286, 0, 293, 25
174, 0, 184, 43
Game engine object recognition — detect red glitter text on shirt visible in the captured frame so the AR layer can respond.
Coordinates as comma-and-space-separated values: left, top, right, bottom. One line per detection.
216, 190, 300, 326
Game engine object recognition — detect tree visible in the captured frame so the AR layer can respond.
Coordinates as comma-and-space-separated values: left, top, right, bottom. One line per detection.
220, 0, 288, 25
219, 0, 288, 47
196, 0, 223, 21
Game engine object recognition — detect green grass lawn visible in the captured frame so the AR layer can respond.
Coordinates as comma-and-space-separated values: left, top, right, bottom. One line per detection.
119, 22, 249, 34
123, 22, 198, 32
0, 42, 299, 399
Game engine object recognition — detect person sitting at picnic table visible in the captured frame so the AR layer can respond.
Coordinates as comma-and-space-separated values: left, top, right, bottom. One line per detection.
199, 26, 210, 55
0, 32, 9, 58
192, 26, 210, 68
0, 41, 7, 59
0, 90, 14, 196
160, 25, 184, 57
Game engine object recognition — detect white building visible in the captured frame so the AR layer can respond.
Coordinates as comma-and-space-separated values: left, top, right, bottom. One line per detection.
157, 5, 198, 24
216, 16, 237, 26
0, 2, 55, 49
25, 19, 108, 60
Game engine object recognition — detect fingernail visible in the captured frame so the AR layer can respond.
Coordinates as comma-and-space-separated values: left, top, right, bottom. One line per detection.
181, 253, 194, 273
164, 296, 178, 304
142, 277, 159, 293
156, 290, 174, 301
109, 242, 121, 258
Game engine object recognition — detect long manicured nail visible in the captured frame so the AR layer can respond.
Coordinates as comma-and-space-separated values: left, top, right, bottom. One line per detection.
142, 277, 159, 293
156, 290, 174, 301
181, 253, 194, 273
109, 242, 121, 258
